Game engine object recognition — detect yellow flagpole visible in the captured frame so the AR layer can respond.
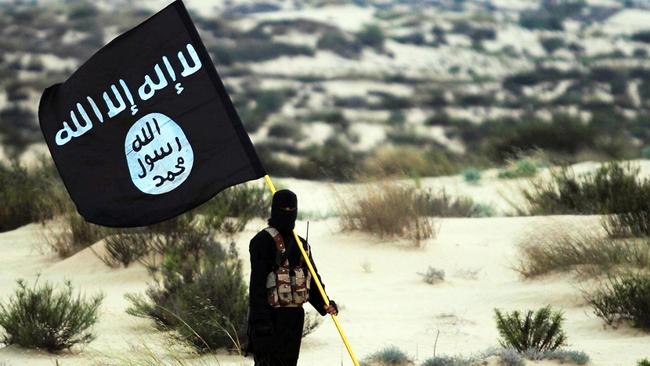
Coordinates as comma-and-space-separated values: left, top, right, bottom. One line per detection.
262, 174, 360, 366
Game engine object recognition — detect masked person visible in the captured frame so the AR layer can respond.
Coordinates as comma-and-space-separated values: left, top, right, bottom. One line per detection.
246, 189, 338, 366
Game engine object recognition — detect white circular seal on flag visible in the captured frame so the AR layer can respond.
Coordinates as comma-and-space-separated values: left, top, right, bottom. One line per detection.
125, 112, 193, 195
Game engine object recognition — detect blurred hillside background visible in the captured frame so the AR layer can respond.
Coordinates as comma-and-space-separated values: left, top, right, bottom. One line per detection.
2, 0, 650, 180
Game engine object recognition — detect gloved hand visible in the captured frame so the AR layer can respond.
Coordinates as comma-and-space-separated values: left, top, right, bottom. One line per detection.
323, 300, 338, 316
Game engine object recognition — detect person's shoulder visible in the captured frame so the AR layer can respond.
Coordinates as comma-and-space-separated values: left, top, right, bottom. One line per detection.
250, 228, 273, 244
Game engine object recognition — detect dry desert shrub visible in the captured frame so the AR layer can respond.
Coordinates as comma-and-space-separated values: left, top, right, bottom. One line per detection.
45, 213, 110, 258
0, 278, 103, 353
43, 183, 266, 262
362, 146, 459, 178
337, 181, 436, 246
516, 221, 650, 278
586, 271, 650, 330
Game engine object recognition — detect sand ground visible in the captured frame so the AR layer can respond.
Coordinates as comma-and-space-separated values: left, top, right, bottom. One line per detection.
0, 210, 648, 365
3, 162, 650, 365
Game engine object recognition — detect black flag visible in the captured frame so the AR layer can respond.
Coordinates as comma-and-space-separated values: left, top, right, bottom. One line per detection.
38, 0, 266, 227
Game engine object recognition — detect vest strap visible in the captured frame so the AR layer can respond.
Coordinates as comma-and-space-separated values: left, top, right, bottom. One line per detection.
264, 227, 289, 268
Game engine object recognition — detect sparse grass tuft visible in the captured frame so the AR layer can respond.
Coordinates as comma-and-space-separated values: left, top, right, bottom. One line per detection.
516, 223, 650, 278
362, 345, 411, 365
524, 348, 589, 364
94, 341, 221, 365
496, 348, 525, 366
494, 306, 567, 353
421, 348, 525, 366
414, 189, 488, 218
0, 278, 103, 352
302, 311, 323, 338
421, 355, 473, 366
418, 266, 445, 284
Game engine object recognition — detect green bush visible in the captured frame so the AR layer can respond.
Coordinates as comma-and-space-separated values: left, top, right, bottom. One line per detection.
642, 146, 650, 159
0, 105, 39, 159
267, 122, 302, 139
197, 183, 270, 222
0, 160, 65, 232
587, 271, 650, 330
213, 40, 313, 65
316, 31, 361, 58
357, 24, 385, 50
414, 189, 484, 217
482, 115, 601, 161
519, 11, 563, 30
0, 279, 103, 352
520, 162, 650, 219
540, 36, 565, 54
125, 222, 248, 353
494, 306, 567, 353
236, 88, 293, 133
304, 110, 349, 128
632, 31, 650, 44
362, 146, 460, 179
462, 167, 481, 184
362, 345, 411, 365
639, 358, 650, 366
498, 156, 545, 179
296, 138, 362, 181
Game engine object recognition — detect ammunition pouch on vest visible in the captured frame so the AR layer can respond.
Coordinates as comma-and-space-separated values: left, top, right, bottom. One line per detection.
264, 227, 312, 307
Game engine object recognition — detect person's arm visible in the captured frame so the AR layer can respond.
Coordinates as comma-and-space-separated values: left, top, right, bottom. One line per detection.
249, 233, 273, 329
301, 237, 334, 316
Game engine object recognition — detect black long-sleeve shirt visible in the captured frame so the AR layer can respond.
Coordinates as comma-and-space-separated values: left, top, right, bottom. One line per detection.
248, 229, 327, 324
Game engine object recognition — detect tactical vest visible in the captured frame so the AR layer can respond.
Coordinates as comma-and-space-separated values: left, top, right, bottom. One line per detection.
264, 227, 312, 307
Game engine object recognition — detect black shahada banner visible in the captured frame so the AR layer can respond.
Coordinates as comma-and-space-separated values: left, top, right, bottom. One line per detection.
38, 0, 266, 227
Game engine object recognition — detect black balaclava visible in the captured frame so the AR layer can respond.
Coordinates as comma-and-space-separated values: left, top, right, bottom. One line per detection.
268, 189, 298, 234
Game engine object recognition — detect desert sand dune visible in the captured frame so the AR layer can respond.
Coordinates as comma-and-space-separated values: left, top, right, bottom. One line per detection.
1, 206, 649, 365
